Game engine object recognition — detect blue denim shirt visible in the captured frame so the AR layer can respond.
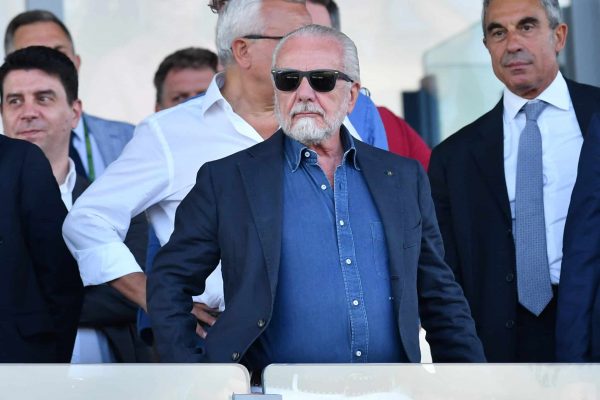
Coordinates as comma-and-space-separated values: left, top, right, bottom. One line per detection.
245, 127, 402, 370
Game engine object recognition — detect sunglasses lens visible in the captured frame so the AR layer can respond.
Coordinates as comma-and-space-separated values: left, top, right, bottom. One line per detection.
275, 71, 301, 91
308, 71, 337, 92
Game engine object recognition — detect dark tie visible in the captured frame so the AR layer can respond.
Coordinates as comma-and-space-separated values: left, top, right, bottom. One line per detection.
515, 101, 553, 316
69, 131, 87, 179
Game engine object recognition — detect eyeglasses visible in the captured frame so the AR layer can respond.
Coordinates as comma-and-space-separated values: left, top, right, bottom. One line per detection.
271, 69, 354, 92
242, 34, 284, 41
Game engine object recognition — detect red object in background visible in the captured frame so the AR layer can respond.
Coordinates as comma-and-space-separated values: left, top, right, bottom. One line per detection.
377, 106, 431, 171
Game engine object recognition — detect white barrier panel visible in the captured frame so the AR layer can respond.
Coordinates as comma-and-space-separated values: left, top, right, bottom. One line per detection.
0, 364, 250, 400
263, 364, 600, 400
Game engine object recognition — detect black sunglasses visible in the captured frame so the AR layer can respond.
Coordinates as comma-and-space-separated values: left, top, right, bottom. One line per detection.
271, 69, 354, 93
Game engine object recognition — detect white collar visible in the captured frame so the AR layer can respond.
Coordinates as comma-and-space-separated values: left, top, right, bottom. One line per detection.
503, 72, 571, 120
59, 158, 78, 196
200, 72, 228, 116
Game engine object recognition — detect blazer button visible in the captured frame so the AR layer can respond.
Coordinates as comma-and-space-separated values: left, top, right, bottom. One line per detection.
231, 352, 240, 361
505, 273, 514, 282
257, 319, 266, 328
505, 320, 515, 329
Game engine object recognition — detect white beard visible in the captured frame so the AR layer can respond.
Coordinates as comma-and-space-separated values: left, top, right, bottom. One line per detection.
275, 90, 350, 146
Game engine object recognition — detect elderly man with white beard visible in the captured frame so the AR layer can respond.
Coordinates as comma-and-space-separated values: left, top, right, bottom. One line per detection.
147, 24, 485, 369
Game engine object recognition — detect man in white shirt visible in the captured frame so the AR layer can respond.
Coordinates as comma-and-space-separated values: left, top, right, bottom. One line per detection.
428, 0, 600, 362
63, 0, 312, 338
2, 46, 150, 363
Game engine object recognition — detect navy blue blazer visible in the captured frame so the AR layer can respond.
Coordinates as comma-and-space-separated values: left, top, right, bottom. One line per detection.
148, 130, 484, 364
429, 79, 600, 362
557, 112, 600, 362
0, 136, 83, 362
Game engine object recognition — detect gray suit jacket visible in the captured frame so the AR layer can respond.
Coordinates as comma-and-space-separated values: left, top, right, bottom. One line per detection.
83, 113, 135, 166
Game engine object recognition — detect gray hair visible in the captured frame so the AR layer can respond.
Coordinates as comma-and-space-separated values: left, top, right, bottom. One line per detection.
482, 0, 562, 36
272, 24, 360, 83
216, 0, 306, 66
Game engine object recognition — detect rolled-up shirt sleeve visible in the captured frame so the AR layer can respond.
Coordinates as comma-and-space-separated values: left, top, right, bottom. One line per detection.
63, 119, 172, 286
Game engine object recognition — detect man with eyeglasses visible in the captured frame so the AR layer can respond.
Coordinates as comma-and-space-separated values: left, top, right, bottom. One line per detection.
63, 0, 311, 345
147, 24, 485, 367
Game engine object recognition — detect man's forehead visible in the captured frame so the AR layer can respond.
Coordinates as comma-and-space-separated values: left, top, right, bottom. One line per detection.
277, 36, 342, 66
3, 69, 64, 93
261, 1, 311, 34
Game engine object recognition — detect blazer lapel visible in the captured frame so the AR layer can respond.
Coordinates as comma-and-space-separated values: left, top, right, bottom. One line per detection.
567, 79, 600, 136
469, 100, 512, 222
355, 141, 406, 287
238, 132, 285, 299
83, 113, 119, 166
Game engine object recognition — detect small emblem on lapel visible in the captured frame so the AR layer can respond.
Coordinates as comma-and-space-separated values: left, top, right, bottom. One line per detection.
385, 170, 393, 176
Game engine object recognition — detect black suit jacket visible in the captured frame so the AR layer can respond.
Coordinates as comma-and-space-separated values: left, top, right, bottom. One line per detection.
428, 79, 600, 362
556, 112, 600, 362
0, 136, 83, 362
148, 130, 485, 364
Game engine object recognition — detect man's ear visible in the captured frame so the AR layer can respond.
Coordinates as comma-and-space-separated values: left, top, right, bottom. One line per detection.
346, 82, 361, 115
71, 99, 83, 129
231, 38, 252, 69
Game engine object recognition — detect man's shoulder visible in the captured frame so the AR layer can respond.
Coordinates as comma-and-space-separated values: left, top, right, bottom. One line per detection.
84, 113, 135, 133
434, 101, 502, 156
0, 135, 44, 165
567, 78, 600, 98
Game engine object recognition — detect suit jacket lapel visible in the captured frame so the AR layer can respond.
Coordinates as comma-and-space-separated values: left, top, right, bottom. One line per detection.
238, 131, 285, 299
83, 113, 118, 166
354, 141, 406, 286
72, 174, 90, 201
469, 100, 512, 222
567, 79, 600, 136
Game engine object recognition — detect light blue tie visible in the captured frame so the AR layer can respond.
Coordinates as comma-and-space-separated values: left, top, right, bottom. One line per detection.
515, 101, 553, 316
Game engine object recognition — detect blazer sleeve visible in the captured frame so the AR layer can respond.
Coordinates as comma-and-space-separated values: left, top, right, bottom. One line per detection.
556, 113, 600, 362
147, 162, 221, 362
428, 145, 462, 283
415, 163, 486, 362
21, 145, 83, 362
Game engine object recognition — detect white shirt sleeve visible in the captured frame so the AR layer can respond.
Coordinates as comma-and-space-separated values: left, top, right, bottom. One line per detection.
63, 119, 172, 286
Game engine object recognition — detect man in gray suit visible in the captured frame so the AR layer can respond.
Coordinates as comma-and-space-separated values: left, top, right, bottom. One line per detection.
4, 9, 134, 181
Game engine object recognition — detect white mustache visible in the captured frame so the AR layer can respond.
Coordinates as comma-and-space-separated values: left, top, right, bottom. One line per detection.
290, 102, 324, 118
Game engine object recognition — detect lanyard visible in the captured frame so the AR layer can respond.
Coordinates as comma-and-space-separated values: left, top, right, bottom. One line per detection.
82, 116, 96, 181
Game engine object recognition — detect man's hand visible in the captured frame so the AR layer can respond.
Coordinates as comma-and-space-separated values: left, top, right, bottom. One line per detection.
192, 302, 219, 338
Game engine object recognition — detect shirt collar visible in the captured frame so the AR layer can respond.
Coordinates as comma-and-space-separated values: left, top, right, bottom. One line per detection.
503, 71, 571, 120
59, 158, 78, 195
284, 124, 359, 172
200, 72, 228, 116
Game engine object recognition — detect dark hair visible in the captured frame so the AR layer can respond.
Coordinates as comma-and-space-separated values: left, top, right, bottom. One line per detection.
153, 47, 218, 104
0, 46, 78, 104
4, 10, 74, 55
307, 0, 340, 30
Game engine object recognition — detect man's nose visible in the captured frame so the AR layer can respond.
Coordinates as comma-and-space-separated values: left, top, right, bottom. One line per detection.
296, 76, 317, 101
505, 29, 523, 53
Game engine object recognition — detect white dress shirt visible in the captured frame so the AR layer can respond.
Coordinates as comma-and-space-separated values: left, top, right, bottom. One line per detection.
503, 72, 583, 284
59, 158, 78, 209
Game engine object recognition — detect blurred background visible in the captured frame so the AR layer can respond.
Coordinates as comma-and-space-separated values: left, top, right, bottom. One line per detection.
1, 0, 598, 145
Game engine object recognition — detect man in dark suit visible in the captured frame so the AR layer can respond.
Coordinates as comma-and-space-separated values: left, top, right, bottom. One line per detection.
4, 9, 135, 181
0, 46, 149, 363
148, 24, 484, 367
428, 0, 600, 362
556, 113, 600, 362
0, 134, 82, 362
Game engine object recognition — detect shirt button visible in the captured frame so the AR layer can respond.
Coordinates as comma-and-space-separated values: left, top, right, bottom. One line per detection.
355, 350, 362, 357
352, 300, 359, 306
257, 319, 266, 328
339, 220, 345, 226
505, 273, 514, 282
505, 320, 515, 329
231, 352, 240, 361
304, 151, 310, 158
321, 184, 327, 190
345, 258, 352, 265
